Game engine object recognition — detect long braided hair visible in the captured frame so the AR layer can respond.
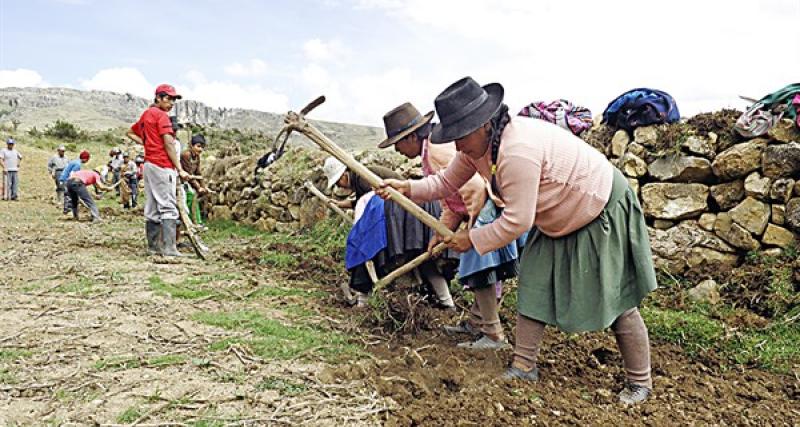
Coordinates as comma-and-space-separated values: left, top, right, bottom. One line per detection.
488, 103, 511, 196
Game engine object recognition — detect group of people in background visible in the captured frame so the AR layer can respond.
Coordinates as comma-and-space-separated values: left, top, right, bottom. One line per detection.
1, 84, 209, 234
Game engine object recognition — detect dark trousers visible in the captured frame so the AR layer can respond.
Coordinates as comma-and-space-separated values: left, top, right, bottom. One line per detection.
66, 179, 100, 220
129, 178, 139, 206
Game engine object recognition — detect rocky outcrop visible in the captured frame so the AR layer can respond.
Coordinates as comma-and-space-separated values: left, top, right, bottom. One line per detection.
0, 87, 384, 152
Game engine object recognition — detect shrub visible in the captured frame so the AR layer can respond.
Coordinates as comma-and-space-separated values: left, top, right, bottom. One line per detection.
44, 120, 86, 140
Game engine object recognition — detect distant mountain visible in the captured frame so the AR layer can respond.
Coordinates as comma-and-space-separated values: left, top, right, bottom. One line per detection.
0, 87, 386, 151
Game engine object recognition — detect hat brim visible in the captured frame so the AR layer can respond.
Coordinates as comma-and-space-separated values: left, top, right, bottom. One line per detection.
326, 168, 347, 189
377, 111, 434, 149
430, 83, 504, 144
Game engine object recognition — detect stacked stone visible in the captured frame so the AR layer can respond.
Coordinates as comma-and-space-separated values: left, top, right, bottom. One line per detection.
600, 118, 800, 277
204, 147, 419, 233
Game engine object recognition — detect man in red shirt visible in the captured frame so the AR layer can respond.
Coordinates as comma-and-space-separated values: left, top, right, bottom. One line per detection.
126, 84, 189, 256
66, 169, 114, 222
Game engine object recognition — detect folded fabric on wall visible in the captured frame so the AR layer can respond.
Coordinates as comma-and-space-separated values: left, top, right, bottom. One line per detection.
518, 99, 593, 135
734, 83, 800, 138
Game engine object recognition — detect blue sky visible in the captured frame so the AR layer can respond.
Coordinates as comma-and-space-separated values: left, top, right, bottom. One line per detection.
1, 0, 799, 126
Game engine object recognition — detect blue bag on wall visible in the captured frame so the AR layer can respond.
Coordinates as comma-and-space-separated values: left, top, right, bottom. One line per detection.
602, 88, 680, 131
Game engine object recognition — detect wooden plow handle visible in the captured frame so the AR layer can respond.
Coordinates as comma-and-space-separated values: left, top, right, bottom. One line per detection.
282, 96, 457, 289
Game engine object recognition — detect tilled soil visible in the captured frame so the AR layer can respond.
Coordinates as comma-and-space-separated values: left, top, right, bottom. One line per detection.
352, 332, 800, 426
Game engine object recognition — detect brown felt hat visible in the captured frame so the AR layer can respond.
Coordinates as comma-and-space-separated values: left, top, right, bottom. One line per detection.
377, 102, 434, 149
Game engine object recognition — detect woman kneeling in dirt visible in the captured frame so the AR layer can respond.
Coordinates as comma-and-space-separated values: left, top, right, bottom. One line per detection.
323, 157, 458, 309
377, 77, 657, 404
377, 102, 523, 350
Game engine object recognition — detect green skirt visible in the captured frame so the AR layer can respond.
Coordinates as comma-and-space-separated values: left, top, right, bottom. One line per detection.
518, 168, 657, 333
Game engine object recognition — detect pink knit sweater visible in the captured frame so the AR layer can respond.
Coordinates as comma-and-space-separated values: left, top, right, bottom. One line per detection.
409, 117, 614, 255
422, 138, 488, 230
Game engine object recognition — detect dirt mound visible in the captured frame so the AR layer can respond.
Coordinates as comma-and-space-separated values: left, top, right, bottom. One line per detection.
719, 252, 800, 318
347, 330, 798, 426
360, 279, 452, 335
685, 108, 743, 150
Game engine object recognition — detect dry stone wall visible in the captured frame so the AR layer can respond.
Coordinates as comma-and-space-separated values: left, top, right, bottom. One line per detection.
204, 147, 420, 233
584, 114, 800, 278
204, 111, 800, 279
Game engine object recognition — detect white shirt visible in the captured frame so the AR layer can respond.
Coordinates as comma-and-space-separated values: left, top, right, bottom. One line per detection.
1, 148, 22, 172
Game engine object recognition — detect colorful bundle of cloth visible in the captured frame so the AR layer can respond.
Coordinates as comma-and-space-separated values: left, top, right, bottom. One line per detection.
517, 100, 593, 135
734, 83, 800, 138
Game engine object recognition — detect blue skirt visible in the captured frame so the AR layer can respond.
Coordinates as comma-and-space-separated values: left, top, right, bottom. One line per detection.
458, 199, 525, 289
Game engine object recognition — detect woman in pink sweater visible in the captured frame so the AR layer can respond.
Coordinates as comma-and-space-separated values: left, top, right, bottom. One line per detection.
377, 77, 658, 404
377, 102, 523, 350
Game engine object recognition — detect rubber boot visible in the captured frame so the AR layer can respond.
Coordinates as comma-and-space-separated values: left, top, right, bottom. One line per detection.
146, 221, 162, 255
160, 219, 182, 257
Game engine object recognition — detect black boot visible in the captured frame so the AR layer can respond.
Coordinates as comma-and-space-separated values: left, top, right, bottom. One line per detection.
146, 221, 162, 255
160, 219, 182, 257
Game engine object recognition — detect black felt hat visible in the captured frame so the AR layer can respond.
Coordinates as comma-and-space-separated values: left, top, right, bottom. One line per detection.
430, 77, 504, 144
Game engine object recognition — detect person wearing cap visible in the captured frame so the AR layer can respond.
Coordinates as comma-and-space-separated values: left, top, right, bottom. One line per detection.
120, 152, 138, 209
325, 156, 458, 309
47, 145, 70, 204
376, 77, 657, 404
180, 134, 210, 226
59, 150, 91, 213
126, 84, 190, 256
378, 102, 523, 350
1, 138, 23, 201
65, 168, 114, 222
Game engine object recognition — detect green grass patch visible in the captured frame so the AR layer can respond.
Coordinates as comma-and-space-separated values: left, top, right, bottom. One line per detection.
0, 368, 18, 384
183, 273, 240, 286
727, 323, 800, 373
94, 354, 187, 371
149, 275, 218, 300
117, 406, 143, 423
94, 355, 141, 371
260, 252, 298, 268
205, 218, 347, 270
642, 306, 725, 355
146, 354, 187, 367
204, 220, 261, 241
0, 348, 32, 361
247, 285, 325, 299
256, 376, 308, 395
54, 277, 98, 295
193, 311, 359, 361
642, 302, 800, 373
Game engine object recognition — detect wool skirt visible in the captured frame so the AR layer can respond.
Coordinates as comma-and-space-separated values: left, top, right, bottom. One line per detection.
458, 199, 524, 289
517, 168, 657, 333
349, 199, 458, 293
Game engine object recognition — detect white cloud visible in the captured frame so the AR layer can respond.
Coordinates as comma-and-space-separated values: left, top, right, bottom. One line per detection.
303, 39, 350, 64
0, 69, 48, 88
349, 0, 800, 119
181, 70, 290, 113
223, 59, 268, 77
80, 67, 152, 98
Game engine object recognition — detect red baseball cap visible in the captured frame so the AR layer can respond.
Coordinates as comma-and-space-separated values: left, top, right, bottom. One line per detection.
154, 84, 182, 99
